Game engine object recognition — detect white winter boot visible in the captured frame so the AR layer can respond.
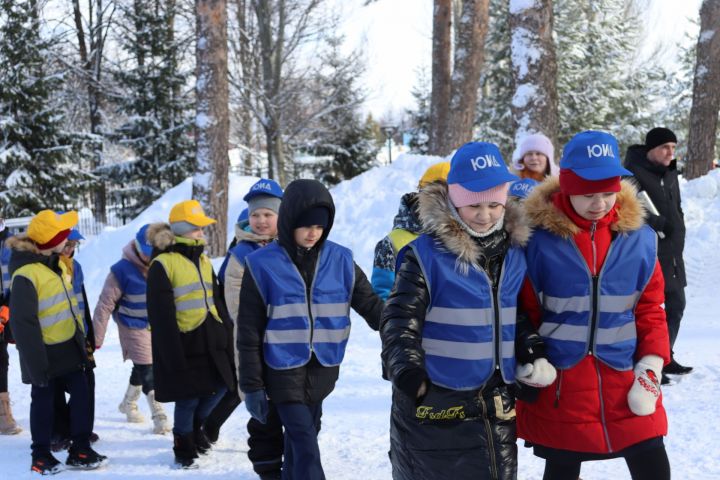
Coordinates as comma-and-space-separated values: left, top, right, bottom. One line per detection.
146, 390, 171, 434
118, 384, 145, 423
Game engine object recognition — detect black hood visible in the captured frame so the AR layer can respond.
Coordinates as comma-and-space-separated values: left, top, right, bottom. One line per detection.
277, 179, 336, 253
624, 144, 677, 174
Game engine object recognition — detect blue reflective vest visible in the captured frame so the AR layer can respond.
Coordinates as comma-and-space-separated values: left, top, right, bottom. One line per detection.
110, 259, 149, 330
245, 241, 355, 370
218, 241, 260, 284
1, 239, 11, 299
410, 234, 526, 390
526, 226, 657, 371
71, 260, 89, 334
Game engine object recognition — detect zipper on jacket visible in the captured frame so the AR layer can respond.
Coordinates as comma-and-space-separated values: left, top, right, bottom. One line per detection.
192, 261, 212, 312
590, 221, 598, 275
554, 370, 563, 408
587, 222, 599, 355
595, 358, 613, 452
284, 247, 321, 352
478, 391, 499, 480
492, 282, 501, 372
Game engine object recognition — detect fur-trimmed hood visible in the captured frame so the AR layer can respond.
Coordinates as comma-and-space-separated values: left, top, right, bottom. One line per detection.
6, 234, 56, 275
416, 181, 531, 268
6, 234, 40, 254
523, 176, 645, 238
146, 222, 176, 252
235, 225, 274, 245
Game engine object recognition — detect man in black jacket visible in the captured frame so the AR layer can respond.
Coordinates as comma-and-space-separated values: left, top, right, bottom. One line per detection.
625, 127, 692, 384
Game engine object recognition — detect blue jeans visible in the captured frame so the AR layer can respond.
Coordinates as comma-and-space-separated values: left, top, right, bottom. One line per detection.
173, 385, 227, 435
276, 402, 324, 480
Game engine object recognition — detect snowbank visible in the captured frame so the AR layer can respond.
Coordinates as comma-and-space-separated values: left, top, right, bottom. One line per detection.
3, 159, 720, 479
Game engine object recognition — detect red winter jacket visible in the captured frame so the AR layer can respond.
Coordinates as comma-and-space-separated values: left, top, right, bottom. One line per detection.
516, 178, 671, 454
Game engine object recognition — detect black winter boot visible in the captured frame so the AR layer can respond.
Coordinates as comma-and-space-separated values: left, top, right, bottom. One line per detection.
31, 452, 64, 475
201, 420, 220, 444
66, 446, 108, 470
194, 419, 212, 455
173, 432, 199, 469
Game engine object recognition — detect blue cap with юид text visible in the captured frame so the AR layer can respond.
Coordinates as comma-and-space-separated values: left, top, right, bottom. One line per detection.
560, 131, 631, 180
447, 142, 518, 192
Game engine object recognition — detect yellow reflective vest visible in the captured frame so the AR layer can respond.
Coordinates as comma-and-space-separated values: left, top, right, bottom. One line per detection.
12, 260, 84, 345
388, 228, 419, 255
152, 238, 221, 333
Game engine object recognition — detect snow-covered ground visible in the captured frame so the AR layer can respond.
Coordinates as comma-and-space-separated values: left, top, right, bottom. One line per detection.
2, 155, 720, 478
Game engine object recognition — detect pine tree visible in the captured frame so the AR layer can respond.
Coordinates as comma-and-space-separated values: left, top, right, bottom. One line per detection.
110, 0, 194, 219
475, 0, 667, 157
554, 0, 664, 150
406, 68, 431, 155
475, 0, 514, 159
304, 35, 379, 185
0, 0, 88, 216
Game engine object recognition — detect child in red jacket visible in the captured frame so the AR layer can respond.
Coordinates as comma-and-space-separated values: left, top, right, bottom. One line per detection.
516, 131, 671, 480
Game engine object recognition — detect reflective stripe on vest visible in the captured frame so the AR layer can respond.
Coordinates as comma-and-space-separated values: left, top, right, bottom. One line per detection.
152, 249, 221, 333
410, 234, 526, 390
12, 261, 83, 345
388, 229, 418, 255
110, 259, 149, 329
245, 241, 355, 369
526, 226, 657, 370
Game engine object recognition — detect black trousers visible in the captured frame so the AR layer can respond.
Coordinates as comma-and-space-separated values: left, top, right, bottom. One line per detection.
52, 368, 95, 440
247, 401, 284, 475
204, 389, 284, 475
0, 337, 8, 393
31, 370, 90, 457
665, 287, 686, 352
129, 363, 154, 394
542, 444, 670, 480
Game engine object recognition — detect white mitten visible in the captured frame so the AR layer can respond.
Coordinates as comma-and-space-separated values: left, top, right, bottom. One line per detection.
627, 354, 663, 416
515, 358, 557, 388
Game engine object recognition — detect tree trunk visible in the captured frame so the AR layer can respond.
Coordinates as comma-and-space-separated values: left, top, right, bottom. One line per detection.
447, 0, 489, 149
252, 0, 287, 184
685, 0, 720, 180
73, 0, 107, 223
509, 0, 558, 154
194, 0, 229, 256
429, 0, 453, 156
235, 0, 255, 175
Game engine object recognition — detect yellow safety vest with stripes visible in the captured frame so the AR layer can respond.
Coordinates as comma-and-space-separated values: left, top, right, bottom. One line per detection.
152, 238, 221, 333
12, 261, 84, 345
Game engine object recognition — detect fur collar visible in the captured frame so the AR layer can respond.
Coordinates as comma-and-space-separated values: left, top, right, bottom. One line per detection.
6, 234, 40, 254
417, 182, 531, 269
524, 176, 645, 238
235, 225, 274, 244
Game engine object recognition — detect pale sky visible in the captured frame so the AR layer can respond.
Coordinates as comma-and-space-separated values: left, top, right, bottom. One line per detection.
337, 0, 704, 120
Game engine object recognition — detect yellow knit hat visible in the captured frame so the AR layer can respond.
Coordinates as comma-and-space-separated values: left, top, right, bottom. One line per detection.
418, 161, 451, 188
169, 200, 216, 227
27, 210, 79, 246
